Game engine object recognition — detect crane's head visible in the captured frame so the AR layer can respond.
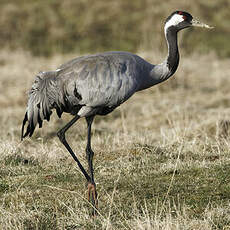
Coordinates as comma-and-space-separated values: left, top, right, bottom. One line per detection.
164, 11, 213, 34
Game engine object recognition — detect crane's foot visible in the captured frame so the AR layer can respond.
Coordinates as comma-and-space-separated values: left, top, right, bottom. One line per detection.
87, 182, 98, 216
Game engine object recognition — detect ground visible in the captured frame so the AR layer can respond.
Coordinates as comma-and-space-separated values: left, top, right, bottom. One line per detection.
0, 50, 230, 229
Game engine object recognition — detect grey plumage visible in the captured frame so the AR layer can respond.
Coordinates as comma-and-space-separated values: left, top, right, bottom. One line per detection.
22, 71, 64, 138
22, 51, 163, 137
21, 11, 212, 214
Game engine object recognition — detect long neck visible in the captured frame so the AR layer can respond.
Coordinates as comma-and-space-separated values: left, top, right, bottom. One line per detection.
165, 28, 179, 77
144, 27, 179, 89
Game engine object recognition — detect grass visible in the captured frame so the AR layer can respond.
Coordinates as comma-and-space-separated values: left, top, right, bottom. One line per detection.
0, 0, 230, 57
1, 49, 230, 229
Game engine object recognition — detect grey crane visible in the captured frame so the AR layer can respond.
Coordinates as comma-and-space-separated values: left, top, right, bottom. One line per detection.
21, 11, 212, 214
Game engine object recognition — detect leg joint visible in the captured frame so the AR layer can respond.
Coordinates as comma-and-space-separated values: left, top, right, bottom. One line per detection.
86, 146, 94, 157
57, 131, 65, 142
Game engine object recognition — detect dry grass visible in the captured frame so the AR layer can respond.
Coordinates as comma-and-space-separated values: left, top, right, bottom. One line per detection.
1, 49, 230, 229
1, 0, 230, 57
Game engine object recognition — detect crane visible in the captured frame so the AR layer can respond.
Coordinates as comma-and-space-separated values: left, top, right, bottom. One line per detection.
21, 11, 212, 214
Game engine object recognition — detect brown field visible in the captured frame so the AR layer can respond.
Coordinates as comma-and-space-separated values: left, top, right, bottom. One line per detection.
0, 49, 230, 229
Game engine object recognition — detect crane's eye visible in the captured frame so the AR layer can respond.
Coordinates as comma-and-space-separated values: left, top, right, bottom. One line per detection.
178, 11, 187, 20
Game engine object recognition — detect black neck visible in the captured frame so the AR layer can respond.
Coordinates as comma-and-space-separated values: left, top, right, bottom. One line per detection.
165, 27, 179, 77
138, 26, 180, 91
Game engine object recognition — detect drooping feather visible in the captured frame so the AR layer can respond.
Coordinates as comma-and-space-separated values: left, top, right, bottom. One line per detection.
21, 71, 62, 139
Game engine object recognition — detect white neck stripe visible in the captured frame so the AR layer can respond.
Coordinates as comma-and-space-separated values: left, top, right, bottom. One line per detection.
164, 14, 184, 34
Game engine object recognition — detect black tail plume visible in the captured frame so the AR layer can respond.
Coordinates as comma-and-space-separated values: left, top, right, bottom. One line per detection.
21, 112, 36, 140
21, 71, 59, 141
21, 112, 28, 140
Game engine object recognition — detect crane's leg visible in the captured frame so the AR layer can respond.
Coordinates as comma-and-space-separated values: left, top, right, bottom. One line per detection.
57, 116, 93, 198
85, 116, 98, 214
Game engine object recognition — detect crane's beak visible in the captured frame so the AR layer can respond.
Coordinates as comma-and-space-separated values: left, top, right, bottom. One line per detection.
191, 18, 214, 29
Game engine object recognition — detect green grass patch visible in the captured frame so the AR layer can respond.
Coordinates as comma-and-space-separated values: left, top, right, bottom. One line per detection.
0, 1, 229, 57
